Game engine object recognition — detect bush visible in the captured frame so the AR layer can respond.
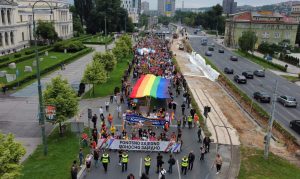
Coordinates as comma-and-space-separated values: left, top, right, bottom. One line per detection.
14, 53, 22, 58
279, 54, 300, 66
0, 57, 9, 62
53, 41, 85, 53
25, 50, 35, 55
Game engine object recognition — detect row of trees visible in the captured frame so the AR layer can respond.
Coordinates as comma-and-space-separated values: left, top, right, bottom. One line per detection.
72, 0, 134, 34
82, 34, 132, 96
155, 4, 226, 34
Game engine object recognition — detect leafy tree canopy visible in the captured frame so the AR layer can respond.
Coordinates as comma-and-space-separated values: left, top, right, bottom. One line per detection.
93, 51, 117, 73
36, 20, 58, 43
238, 31, 258, 52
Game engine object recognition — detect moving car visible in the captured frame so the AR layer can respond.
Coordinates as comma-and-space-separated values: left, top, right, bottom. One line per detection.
218, 49, 224, 53
179, 44, 184, 50
230, 56, 238, 61
201, 38, 208, 46
224, 67, 234, 74
253, 91, 271, 103
234, 75, 247, 84
277, 95, 297, 107
254, 70, 265, 77
210, 43, 215, 47
208, 46, 214, 51
289, 120, 300, 134
205, 51, 212, 56
242, 71, 254, 79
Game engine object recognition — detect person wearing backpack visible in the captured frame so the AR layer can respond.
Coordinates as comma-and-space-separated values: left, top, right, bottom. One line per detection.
167, 154, 176, 173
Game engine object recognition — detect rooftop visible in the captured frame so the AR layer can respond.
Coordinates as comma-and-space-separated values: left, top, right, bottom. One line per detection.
0, 0, 18, 6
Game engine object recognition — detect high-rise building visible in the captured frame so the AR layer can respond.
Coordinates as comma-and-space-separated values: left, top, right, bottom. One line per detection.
141, 1, 149, 14
157, 0, 175, 17
121, 0, 141, 23
222, 0, 237, 14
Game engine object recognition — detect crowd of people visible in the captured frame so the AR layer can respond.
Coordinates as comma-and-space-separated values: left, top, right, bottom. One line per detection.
71, 35, 223, 179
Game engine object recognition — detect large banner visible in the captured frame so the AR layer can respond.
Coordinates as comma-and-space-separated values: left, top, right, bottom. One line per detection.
97, 139, 181, 153
126, 114, 166, 126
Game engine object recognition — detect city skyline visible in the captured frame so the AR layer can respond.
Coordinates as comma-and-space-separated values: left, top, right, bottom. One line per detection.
142, 0, 293, 10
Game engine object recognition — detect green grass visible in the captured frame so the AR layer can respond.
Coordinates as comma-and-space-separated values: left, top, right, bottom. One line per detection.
0, 46, 46, 60
0, 52, 74, 84
234, 50, 286, 72
281, 75, 300, 82
83, 35, 113, 44
83, 56, 132, 98
239, 147, 300, 179
20, 125, 90, 179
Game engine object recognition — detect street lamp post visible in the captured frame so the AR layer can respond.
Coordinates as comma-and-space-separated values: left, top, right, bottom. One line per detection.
32, 0, 53, 156
105, 15, 107, 51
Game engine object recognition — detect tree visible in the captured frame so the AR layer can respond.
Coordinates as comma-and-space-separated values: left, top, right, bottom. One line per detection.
74, 0, 93, 27
112, 34, 132, 61
82, 60, 107, 96
238, 31, 257, 52
93, 52, 117, 73
43, 76, 79, 135
70, 5, 84, 36
139, 14, 149, 28
0, 133, 26, 179
36, 20, 58, 43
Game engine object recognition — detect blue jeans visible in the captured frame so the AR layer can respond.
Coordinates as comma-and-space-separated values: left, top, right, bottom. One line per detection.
168, 164, 173, 173
94, 159, 99, 168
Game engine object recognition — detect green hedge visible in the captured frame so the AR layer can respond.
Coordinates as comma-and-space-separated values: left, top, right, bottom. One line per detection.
202, 56, 297, 144
6, 48, 93, 89
0, 57, 9, 62
0, 47, 52, 69
53, 41, 85, 53
279, 53, 300, 66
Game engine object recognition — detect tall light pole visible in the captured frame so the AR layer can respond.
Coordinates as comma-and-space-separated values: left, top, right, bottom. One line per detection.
105, 15, 107, 51
32, 0, 53, 156
264, 80, 278, 159
125, 15, 127, 33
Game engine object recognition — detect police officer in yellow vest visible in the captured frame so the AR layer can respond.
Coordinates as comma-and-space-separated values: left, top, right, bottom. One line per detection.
181, 156, 188, 175
144, 155, 151, 175
121, 151, 129, 172
188, 115, 193, 129
101, 151, 110, 173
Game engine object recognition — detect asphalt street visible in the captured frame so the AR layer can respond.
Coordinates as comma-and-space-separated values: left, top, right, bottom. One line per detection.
187, 29, 300, 139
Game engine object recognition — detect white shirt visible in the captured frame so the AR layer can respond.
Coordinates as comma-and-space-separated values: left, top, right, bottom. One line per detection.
105, 101, 109, 106
99, 108, 103, 114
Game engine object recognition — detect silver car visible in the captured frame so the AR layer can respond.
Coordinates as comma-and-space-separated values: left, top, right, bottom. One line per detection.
277, 95, 297, 107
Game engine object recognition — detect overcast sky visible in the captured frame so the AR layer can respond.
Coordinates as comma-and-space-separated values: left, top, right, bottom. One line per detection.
144, 0, 290, 10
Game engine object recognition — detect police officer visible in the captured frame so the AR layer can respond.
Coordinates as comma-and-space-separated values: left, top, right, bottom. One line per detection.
181, 156, 188, 175
187, 115, 193, 129
101, 151, 110, 173
121, 151, 129, 172
144, 155, 151, 175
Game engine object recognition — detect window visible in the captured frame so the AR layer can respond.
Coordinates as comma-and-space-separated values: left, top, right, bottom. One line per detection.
274, 32, 280, 39
0, 33, 2, 47
262, 32, 269, 39
20, 15, 23, 22
285, 32, 290, 39
10, 32, 14, 44
22, 32, 24, 41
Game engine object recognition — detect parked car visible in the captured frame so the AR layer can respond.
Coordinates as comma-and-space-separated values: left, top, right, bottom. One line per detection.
242, 71, 254, 79
224, 67, 234, 74
253, 91, 271, 103
205, 51, 212, 56
230, 56, 238, 61
210, 43, 215, 47
277, 95, 297, 107
234, 75, 247, 84
289, 120, 300, 134
179, 44, 184, 50
254, 70, 265, 77
208, 46, 214, 51
218, 49, 224, 53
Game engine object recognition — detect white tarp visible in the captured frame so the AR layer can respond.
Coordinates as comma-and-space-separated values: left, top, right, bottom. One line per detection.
97, 139, 181, 153
189, 52, 219, 81
5, 74, 16, 82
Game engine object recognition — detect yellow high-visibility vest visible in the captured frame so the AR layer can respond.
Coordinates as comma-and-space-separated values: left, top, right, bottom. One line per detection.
144, 157, 151, 166
181, 157, 188, 167
102, 154, 109, 163
122, 154, 128, 163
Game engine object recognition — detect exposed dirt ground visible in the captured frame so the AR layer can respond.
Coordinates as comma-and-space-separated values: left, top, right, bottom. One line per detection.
171, 38, 300, 166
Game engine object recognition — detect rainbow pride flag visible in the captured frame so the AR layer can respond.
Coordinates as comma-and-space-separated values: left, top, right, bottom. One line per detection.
130, 74, 170, 99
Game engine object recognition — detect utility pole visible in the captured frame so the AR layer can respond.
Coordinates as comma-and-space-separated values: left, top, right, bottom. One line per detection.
105, 15, 107, 51
125, 16, 127, 33
264, 80, 278, 159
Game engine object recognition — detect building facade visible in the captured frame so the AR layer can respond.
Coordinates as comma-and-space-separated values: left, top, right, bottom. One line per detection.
141, 1, 149, 14
157, 0, 175, 17
222, 0, 237, 14
290, 2, 300, 22
0, 0, 73, 55
224, 11, 299, 48
121, 0, 141, 24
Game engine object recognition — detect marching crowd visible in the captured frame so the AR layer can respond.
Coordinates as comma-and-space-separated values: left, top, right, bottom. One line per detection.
71, 35, 223, 179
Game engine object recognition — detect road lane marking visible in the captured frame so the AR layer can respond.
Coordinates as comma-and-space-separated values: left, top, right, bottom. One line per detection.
139, 157, 142, 177
177, 159, 181, 179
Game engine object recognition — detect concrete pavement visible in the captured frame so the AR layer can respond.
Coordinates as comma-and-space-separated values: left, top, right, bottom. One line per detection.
0, 44, 113, 161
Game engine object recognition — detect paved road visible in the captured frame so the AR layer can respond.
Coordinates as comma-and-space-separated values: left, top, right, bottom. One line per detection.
186, 29, 300, 139
0, 44, 112, 160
